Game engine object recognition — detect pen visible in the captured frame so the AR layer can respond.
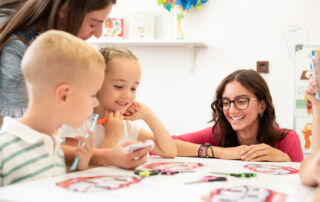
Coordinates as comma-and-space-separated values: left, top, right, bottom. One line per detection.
70, 114, 99, 171
210, 171, 257, 178
134, 170, 159, 177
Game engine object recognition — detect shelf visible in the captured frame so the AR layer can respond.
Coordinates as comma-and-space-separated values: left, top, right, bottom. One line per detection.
87, 39, 207, 73
87, 39, 207, 48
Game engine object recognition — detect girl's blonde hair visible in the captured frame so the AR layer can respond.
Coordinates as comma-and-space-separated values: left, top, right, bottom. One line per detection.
100, 46, 138, 72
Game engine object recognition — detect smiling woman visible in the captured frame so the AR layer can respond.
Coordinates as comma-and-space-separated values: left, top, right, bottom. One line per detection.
0, 0, 116, 124
174, 69, 303, 162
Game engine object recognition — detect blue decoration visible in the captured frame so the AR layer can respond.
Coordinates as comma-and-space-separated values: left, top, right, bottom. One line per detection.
175, 0, 209, 11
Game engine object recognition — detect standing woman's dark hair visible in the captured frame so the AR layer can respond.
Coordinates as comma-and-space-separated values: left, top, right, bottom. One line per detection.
0, 0, 26, 17
0, 0, 116, 47
0, 0, 116, 123
210, 69, 281, 147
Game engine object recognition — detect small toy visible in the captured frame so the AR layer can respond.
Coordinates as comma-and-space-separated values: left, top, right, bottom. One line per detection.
125, 140, 155, 152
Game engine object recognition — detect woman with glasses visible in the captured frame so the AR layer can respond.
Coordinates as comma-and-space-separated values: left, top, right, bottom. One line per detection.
174, 69, 303, 162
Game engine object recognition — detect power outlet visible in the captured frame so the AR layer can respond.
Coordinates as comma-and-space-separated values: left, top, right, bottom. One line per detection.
257, 61, 269, 73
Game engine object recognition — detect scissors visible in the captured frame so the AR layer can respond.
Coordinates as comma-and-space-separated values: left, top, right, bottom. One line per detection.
160, 169, 180, 175
185, 176, 227, 185
159, 169, 195, 175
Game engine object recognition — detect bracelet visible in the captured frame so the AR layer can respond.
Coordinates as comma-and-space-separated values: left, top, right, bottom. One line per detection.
209, 145, 214, 158
204, 143, 214, 158
204, 143, 209, 158
198, 145, 204, 157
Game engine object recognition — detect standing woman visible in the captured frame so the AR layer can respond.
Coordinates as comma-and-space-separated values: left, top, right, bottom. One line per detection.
0, 0, 115, 124
174, 69, 303, 162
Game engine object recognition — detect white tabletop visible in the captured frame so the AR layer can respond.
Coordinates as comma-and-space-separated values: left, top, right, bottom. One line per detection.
0, 157, 315, 202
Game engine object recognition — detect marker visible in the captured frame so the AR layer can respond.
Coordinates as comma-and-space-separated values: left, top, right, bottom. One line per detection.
311, 50, 320, 100
97, 118, 108, 124
70, 114, 99, 171
210, 172, 257, 178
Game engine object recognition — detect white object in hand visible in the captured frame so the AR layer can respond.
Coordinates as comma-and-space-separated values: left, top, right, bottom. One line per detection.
125, 140, 155, 152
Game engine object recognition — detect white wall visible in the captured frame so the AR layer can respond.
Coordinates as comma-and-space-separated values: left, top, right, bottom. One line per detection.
108, 0, 320, 135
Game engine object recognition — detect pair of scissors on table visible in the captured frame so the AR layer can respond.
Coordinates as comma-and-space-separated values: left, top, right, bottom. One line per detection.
135, 169, 195, 177
160, 169, 195, 175
185, 176, 227, 185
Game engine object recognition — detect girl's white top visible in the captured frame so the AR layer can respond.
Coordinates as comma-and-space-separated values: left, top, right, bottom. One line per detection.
59, 119, 140, 148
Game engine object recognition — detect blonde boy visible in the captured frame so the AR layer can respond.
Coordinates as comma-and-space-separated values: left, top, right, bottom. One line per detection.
0, 30, 105, 186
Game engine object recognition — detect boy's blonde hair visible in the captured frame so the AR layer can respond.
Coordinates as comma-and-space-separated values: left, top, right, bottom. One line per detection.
99, 46, 138, 72
21, 30, 105, 93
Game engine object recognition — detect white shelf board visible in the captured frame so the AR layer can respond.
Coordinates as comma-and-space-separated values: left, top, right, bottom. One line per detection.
87, 39, 207, 48
87, 39, 207, 73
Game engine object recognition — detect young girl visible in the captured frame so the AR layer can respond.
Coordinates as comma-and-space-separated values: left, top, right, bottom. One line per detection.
174, 69, 303, 162
60, 47, 177, 158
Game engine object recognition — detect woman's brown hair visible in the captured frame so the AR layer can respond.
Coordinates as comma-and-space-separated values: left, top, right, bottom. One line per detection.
210, 69, 281, 147
0, 0, 116, 48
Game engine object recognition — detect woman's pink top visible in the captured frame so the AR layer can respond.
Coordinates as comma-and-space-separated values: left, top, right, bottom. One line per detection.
172, 126, 303, 162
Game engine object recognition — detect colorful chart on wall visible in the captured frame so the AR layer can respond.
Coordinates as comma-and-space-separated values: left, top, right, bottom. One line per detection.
129, 12, 154, 40
102, 18, 124, 39
141, 162, 204, 171
202, 185, 286, 202
295, 45, 320, 154
295, 82, 312, 117
295, 117, 312, 153
56, 176, 140, 193
244, 164, 299, 175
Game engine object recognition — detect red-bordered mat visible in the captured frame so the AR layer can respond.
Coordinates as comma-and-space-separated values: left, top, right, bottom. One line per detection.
202, 185, 286, 202
244, 163, 299, 175
56, 175, 140, 193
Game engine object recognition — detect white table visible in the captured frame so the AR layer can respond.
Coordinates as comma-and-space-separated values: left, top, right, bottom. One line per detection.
0, 157, 315, 202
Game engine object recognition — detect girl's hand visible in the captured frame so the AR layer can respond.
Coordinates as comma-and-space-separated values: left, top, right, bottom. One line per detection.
98, 111, 125, 148
75, 131, 94, 170
124, 102, 150, 121
104, 111, 124, 137
305, 78, 320, 107
240, 143, 291, 162
109, 141, 149, 169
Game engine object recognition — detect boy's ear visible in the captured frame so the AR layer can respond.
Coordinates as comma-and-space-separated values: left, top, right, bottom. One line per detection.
55, 83, 71, 104
58, 2, 67, 19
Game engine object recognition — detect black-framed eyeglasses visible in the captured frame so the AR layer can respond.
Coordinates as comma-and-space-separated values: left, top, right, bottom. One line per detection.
221, 96, 258, 111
